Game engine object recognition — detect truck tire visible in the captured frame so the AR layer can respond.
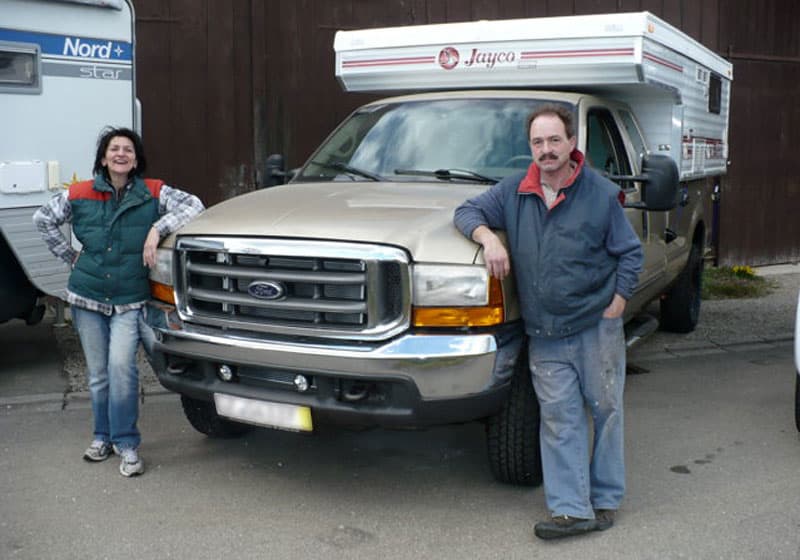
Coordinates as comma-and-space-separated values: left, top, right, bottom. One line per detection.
180, 395, 252, 438
660, 241, 703, 333
486, 350, 543, 486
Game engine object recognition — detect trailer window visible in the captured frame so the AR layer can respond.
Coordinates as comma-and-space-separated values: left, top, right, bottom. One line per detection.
0, 43, 41, 94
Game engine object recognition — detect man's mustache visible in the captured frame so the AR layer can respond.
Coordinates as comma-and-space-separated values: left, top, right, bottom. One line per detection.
539, 153, 558, 161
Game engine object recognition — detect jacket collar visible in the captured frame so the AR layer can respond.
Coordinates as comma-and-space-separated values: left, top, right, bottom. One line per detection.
517, 149, 585, 203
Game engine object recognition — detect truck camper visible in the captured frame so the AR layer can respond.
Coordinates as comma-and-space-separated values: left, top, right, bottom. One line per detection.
146, 12, 732, 485
0, 0, 136, 323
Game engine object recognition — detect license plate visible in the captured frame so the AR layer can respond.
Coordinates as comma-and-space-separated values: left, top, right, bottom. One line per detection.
214, 393, 313, 432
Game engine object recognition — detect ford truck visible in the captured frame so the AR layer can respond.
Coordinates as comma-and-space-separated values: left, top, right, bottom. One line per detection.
145, 12, 732, 485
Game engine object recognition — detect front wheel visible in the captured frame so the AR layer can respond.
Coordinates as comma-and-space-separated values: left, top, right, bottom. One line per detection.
486, 348, 543, 486
660, 241, 703, 333
180, 395, 253, 438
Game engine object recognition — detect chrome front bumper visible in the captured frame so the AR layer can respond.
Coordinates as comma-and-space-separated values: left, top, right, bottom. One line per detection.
147, 301, 522, 400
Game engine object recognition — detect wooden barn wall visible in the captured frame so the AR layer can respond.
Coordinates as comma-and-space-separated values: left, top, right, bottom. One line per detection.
133, 0, 800, 266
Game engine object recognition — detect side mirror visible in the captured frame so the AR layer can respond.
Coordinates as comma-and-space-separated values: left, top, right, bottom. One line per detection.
608, 154, 679, 211
638, 154, 679, 211
263, 154, 288, 188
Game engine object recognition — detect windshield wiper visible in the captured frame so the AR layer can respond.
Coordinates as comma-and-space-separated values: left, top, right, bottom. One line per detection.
394, 168, 497, 184
310, 160, 383, 181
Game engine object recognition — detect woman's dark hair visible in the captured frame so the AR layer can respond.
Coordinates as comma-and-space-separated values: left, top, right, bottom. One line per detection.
93, 126, 147, 178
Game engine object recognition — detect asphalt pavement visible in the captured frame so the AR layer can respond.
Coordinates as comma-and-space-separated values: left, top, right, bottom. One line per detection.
0, 266, 798, 559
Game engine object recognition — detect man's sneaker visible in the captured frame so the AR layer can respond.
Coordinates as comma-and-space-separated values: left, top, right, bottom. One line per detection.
83, 440, 112, 462
595, 509, 616, 531
534, 515, 599, 540
114, 445, 145, 477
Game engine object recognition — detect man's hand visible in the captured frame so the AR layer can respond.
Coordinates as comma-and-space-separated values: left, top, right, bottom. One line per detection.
143, 226, 160, 268
472, 225, 510, 280
603, 293, 627, 319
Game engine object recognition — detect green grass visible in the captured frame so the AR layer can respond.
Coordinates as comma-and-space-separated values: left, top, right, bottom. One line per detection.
702, 266, 777, 300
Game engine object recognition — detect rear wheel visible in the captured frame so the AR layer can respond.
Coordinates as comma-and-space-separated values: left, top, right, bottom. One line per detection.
486, 349, 542, 486
180, 395, 253, 438
660, 241, 703, 333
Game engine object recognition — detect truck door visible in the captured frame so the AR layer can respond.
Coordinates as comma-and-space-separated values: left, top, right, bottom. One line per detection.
584, 107, 666, 294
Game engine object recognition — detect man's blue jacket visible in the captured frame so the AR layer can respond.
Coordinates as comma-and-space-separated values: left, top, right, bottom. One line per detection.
454, 150, 643, 339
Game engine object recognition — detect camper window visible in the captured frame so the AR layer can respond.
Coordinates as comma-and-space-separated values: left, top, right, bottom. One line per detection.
708, 74, 722, 115
0, 43, 40, 93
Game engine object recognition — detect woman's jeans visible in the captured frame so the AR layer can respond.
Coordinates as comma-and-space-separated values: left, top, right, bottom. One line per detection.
72, 306, 142, 450
528, 316, 626, 519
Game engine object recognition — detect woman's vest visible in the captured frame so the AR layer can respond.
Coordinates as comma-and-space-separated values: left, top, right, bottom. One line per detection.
67, 175, 162, 305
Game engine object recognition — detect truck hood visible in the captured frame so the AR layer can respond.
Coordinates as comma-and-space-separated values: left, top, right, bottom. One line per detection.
176, 181, 488, 263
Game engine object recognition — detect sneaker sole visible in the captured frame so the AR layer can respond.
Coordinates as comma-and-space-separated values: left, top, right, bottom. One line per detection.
83, 449, 112, 462
120, 462, 145, 477
534, 520, 599, 540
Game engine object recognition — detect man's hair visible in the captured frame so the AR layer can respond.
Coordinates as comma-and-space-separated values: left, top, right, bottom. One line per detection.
93, 126, 147, 178
526, 104, 576, 139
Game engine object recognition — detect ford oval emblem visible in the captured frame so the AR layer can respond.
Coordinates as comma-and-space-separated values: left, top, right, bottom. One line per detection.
247, 280, 285, 300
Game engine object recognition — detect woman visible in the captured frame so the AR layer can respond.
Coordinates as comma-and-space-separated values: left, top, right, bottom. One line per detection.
34, 127, 204, 477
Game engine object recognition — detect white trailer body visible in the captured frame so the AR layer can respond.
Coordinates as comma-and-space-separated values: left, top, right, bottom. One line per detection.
334, 11, 732, 181
0, 0, 136, 323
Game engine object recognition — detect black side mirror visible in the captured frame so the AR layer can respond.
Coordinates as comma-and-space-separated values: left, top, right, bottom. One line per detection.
263, 154, 288, 188
607, 154, 679, 211
638, 154, 679, 211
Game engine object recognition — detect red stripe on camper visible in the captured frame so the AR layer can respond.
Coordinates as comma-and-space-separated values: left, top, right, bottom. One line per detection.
520, 48, 634, 59
643, 52, 683, 72
342, 56, 437, 68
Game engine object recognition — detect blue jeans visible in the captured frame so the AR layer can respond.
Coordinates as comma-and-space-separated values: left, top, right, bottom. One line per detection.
72, 306, 142, 450
528, 317, 626, 519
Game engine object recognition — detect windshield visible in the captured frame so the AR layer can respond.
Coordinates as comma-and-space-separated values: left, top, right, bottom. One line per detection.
296, 98, 574, 183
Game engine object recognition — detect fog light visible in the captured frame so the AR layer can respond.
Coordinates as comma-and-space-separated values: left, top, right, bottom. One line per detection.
218, 364, 234, 382
293, 374, 309, 393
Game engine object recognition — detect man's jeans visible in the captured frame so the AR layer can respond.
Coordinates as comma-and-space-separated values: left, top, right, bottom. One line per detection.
72, 306, 142, 450
528, 316, 626, 519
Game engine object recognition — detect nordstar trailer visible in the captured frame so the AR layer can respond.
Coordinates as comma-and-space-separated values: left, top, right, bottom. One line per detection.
0, 0, 137, 323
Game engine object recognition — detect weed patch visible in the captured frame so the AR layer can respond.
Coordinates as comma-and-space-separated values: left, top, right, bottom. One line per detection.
702, 266, 776, 300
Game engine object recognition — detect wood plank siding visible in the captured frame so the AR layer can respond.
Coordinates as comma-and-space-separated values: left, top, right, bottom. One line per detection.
134, 0, 800, 266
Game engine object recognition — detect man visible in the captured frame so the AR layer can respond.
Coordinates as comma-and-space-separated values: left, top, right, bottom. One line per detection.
454, 104, 643, 539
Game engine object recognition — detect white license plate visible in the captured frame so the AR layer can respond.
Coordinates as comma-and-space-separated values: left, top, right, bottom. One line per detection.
214, 393, 313, 432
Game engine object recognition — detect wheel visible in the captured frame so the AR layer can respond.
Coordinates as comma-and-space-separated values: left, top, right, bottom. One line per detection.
660, 241, 703, 333
486, 348, 543, 486
180, 395, 252, 438
795, 373, 800, 432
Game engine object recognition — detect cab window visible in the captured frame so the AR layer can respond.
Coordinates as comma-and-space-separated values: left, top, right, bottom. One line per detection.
586, 108, 633, 191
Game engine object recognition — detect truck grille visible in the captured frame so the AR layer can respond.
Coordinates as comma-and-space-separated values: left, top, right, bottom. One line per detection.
174, 237, 410, 340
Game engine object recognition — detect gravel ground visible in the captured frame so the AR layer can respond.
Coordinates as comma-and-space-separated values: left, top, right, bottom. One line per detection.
52, 270, 798, 395
633, 269, 798, 355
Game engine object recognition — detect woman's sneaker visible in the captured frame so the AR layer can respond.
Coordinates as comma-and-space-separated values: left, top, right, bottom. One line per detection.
113, 445, 145, 477
83, 440, 112, 462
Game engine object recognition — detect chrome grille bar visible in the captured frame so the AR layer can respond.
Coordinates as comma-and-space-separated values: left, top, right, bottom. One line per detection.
174, 237, 411, 341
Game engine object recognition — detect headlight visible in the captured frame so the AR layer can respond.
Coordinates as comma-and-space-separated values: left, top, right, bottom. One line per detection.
412, 264, 504, 327
149, 248, 175, 304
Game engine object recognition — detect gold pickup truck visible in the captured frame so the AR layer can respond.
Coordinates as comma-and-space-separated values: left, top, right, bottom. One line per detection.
145, 90, 711, 486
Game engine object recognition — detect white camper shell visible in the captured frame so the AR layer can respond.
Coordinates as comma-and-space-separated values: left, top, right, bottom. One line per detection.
0, 0, 136, 322
334, 12, 732, 181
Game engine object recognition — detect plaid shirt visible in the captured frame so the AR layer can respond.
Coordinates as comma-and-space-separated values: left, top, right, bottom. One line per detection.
34, 180, 205, 315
